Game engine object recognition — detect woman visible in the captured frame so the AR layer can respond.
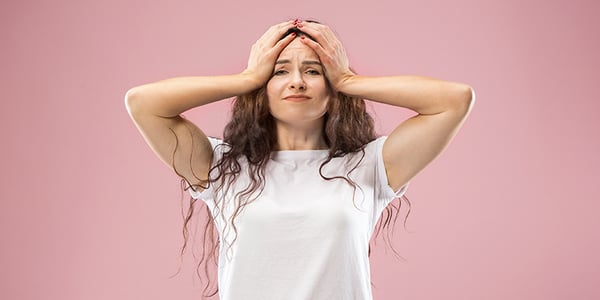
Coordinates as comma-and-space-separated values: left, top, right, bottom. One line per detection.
125, 19, 474, 300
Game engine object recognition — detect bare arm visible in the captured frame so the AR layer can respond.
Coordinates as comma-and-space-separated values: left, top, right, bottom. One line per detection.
297, 21, 475, 191
337, 75, 475, 190
125, 20, 297, 191
124, 73, 259, 191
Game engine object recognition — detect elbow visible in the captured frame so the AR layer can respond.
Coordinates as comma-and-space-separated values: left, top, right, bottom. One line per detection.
453, 84, 475, 113
124, 87, 143, 116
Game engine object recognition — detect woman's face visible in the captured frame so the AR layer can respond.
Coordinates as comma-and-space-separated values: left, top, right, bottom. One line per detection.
266, 36, 331, 128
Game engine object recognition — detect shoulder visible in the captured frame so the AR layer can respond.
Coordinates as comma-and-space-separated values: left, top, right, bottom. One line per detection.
206, 136, 224, 147
206, 137, 231, 153
363, 136, 388, 156
339, 136, 387, 168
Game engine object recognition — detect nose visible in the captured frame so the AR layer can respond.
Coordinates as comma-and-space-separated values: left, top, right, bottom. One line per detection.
288, 70, 306, 90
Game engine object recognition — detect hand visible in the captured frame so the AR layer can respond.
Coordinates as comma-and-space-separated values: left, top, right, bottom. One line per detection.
242, 20, 297, 88
295, 21, 356, 91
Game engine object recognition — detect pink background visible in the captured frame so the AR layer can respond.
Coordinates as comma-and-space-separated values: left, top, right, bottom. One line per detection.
1, 0, 598, 299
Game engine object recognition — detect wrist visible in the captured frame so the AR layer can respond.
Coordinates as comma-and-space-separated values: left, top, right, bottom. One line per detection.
237, 71, 264, 92
335, 73, 358, 94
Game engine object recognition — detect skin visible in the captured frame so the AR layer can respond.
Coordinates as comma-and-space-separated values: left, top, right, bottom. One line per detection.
292, 20, 474, 191
126, 18, 474, 193
266, 36, 331, 150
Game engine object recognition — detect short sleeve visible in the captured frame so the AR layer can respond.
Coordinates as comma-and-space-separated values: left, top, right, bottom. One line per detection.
186, 136, 226, 200
371, 136, 410, 206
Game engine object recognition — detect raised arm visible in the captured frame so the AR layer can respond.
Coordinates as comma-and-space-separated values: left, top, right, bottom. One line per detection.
297, 21, 475, 191
125, 74, 259, 191
125, 20, 297, 191
336, 75, 474, 190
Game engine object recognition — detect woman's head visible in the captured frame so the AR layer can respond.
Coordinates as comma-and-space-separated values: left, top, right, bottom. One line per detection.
266, 34, 332, 131
224, 20, 374, 152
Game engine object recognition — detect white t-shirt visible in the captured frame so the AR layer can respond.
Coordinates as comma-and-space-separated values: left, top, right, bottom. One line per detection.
188, 136, 409, 300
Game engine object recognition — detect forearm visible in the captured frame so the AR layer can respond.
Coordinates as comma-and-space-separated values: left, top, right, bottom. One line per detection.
125, 73, 260, 118
337, 75, 473, 115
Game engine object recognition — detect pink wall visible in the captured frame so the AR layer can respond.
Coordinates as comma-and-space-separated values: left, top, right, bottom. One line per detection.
1, 0, 598, 299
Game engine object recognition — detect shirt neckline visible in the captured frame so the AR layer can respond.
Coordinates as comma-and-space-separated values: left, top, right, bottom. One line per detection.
270, 149, 330, 161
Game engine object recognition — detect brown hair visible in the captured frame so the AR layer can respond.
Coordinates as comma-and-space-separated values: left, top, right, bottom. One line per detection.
170, 21, 412, 298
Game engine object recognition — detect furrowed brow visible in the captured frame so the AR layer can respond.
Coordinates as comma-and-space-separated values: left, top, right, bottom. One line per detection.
303, 61, 322, 66
275, 59, 322, 66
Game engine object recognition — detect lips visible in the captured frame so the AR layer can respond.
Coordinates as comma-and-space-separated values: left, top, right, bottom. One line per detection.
283, 95, 311, 102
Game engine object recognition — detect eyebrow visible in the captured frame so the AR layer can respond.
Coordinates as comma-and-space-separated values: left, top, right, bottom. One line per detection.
275, 59, 322, 66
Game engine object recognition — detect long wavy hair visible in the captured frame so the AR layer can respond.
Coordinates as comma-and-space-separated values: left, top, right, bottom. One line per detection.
170, 21, 412, 298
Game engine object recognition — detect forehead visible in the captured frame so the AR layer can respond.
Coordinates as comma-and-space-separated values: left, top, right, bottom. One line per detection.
277, 38, 319, 60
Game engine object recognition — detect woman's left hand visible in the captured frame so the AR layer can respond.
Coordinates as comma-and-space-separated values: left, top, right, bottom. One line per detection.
296, 21, 355, 92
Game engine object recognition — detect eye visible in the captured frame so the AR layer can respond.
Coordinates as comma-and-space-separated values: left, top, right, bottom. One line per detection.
307, 69, 321, 75
273, 69, 287, 75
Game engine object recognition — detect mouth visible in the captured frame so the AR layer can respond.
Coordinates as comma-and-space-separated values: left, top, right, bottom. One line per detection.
283, 96, 311, 102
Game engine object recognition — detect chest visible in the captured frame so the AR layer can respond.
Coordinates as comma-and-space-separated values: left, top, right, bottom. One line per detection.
231, 160, 375, 240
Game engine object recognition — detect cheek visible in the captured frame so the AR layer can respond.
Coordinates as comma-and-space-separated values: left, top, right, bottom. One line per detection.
266, 80, 283, 98
320, 98, 330, 113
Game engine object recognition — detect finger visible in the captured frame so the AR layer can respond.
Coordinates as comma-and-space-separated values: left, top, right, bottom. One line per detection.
273, 19, 297, 32
272, 31, 297, 52
298, 35, 330, 65
260, 21, 297, 47
255, 20, 294, 42
296, 21, 335, 48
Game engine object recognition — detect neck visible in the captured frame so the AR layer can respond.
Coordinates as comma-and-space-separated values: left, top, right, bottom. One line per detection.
274, 120, 327, 151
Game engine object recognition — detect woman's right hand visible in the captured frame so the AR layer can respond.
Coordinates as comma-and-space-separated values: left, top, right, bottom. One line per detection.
241, 19, 298, 88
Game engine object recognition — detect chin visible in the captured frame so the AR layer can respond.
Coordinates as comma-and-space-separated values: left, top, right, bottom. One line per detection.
271, 113, 327, 127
